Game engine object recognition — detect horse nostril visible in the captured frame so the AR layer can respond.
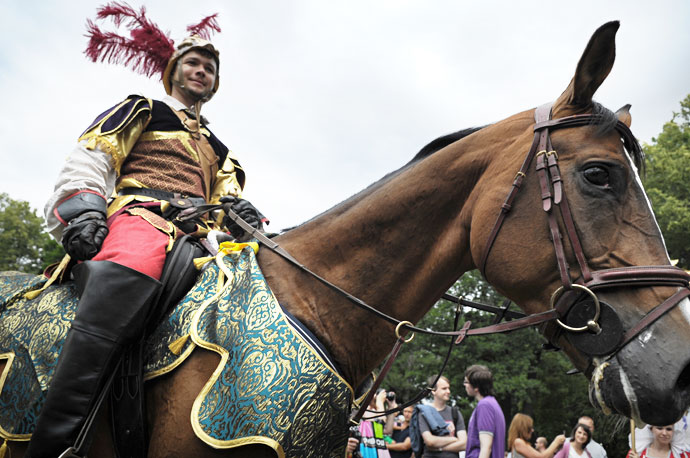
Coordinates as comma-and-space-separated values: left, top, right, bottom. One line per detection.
677, 361, 690, 393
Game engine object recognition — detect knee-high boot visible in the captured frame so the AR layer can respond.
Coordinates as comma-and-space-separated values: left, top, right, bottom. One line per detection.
26, 261, 161, 458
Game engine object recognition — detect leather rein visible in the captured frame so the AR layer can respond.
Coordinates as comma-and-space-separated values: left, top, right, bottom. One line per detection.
189, 102, 690, 422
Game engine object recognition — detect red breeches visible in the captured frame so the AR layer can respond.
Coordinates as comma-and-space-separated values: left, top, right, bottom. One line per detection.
91, 211, 169, 280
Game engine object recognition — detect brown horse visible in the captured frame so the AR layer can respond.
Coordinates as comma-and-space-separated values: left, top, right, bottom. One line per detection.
4, 21, 690, 457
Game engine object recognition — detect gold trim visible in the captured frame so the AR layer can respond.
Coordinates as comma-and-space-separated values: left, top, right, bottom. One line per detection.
102, 104, 151, 136
143, 341, 197, 382
144, 247, 351, 454
0, 352, 30, 441
185, 250, 350, 453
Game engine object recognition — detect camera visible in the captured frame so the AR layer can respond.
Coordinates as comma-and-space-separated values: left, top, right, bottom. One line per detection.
386, 391, 396, 401
348, 425, 363, 458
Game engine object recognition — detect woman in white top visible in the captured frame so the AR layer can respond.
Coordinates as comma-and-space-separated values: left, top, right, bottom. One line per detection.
627, 425, 690, 458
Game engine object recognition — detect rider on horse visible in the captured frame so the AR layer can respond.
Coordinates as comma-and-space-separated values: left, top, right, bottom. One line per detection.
27, 4, 266, 457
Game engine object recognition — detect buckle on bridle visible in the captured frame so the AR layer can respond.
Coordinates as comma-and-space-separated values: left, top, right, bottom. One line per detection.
551, 284, 601, 333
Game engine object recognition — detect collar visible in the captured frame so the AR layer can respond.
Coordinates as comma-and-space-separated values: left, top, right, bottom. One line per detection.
162, 95, 211, 125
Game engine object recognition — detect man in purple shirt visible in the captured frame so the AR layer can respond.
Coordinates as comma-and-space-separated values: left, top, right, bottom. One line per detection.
464, 365, 506, 458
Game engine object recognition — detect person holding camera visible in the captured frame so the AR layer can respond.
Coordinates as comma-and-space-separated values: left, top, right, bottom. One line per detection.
347, 389, 396, 457
385, 400, 414, 458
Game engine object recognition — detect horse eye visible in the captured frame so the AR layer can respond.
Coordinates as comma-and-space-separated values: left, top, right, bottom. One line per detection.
583, 166, 610, 187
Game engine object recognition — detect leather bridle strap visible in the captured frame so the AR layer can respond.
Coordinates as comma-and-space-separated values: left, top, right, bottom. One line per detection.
619, 288, 690, 348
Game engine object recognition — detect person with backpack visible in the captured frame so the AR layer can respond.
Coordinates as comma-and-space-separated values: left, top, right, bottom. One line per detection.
411, 375, 467, 457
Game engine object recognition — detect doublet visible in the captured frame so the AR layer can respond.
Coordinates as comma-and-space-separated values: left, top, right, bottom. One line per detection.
78, 95, 245, 215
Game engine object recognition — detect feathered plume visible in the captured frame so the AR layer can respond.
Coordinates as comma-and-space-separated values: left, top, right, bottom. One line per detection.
84, 2, 175, 78
186, 14, 221, 40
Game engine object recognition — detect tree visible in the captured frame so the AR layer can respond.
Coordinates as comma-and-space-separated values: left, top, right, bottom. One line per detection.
643, 94, 690, 268
0, 193, 65, 273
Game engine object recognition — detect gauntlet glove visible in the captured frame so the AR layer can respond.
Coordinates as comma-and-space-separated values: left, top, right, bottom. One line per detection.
220, 196, 268, 238
56, 191, 109, 260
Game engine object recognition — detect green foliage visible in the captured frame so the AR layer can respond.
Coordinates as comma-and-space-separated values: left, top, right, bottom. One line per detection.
643, 94, 690, 268
0, 193, 65, 273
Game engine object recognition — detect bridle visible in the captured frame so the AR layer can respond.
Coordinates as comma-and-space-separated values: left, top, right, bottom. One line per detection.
478, 101, 690, 357
196, 102, 690, 421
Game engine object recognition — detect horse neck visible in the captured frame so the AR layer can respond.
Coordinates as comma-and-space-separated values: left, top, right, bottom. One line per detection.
258, 113, 533, 384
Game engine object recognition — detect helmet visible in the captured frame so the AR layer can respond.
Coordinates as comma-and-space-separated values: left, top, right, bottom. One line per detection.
162, 35, 220, 98
85, 4, 221, 100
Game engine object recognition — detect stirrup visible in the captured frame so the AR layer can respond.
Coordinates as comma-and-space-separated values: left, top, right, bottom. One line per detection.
58, 447, 86, 458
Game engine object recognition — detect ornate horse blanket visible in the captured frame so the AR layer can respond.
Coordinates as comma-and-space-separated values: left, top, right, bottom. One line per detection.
0, 244, 352, 457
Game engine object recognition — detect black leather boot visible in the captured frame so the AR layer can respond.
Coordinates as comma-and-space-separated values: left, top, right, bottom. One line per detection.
26, 261, 161, 458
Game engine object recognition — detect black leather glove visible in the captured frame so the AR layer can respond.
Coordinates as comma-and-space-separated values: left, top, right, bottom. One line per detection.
61, 211, 109, 261
220, 196, 268, 238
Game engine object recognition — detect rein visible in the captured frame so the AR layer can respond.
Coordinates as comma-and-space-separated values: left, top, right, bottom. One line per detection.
184, 104, 690, 421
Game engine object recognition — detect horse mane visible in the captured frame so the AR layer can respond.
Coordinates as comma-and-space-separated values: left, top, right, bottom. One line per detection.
408, 126, 486, 164
286, 126, 488, 228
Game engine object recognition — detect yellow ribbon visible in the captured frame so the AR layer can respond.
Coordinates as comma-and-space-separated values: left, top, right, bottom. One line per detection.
24, 254, 71, 300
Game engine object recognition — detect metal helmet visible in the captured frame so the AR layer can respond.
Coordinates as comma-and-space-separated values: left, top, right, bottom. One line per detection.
163, 35, 220, 100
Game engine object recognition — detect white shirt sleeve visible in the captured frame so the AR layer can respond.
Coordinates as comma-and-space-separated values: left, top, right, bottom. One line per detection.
44, 140, 116, 241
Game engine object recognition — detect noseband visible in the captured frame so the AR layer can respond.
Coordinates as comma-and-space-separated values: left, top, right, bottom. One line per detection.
479, 102, 690, 357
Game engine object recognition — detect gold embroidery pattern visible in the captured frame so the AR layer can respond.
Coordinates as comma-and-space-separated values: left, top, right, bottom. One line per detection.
0, 272, 78, 439
0, 249, 352, 455
145, 248, 353, 457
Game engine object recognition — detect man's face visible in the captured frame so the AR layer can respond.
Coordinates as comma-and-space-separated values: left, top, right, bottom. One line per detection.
579, 418, 594, 434
433, 378, 451, 402
463, 377, 478, 397
403, 406, 413, 421
172, 50, 217, 104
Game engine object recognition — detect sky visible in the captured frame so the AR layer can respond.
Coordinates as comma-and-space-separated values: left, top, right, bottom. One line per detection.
1, 1, 688, 232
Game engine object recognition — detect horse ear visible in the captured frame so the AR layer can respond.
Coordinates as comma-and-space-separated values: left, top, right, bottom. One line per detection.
616, 104, 632, 127
554, 21, 620, 111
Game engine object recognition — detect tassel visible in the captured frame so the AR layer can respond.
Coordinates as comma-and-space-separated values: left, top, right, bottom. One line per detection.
194, 256, 214, 270
0, 439, 8, 458
168, 334, 190, 355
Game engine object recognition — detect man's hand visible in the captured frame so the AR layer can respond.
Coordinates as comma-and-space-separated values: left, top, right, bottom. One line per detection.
220, 196, 268, 237
61, 211, 109, 260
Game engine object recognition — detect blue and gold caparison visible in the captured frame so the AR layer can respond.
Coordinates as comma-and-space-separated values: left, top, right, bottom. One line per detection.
0, 244, 353, 457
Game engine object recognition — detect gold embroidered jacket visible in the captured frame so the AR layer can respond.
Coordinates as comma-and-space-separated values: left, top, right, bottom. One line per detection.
78, 95, 245, 216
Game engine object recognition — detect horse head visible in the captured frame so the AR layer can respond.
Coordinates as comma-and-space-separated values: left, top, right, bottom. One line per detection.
475, 21, 690, 425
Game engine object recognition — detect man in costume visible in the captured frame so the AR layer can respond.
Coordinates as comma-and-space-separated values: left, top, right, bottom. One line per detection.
27, 4, 265, 457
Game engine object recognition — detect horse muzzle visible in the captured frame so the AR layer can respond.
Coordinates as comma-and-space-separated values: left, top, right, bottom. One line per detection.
589, 296, 690, 425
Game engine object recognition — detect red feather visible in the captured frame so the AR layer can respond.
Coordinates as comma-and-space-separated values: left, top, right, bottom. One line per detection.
186, 14, 221, 40
84, 2, 175, 78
